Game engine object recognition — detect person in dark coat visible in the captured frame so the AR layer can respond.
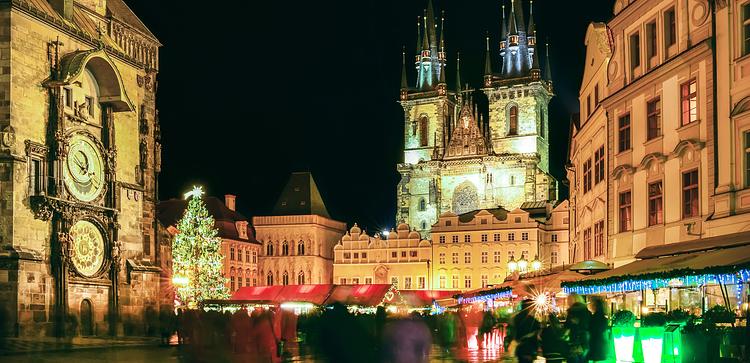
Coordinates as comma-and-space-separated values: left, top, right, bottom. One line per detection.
510, 299, 541, 363
565, 294, 591, 363
540, 313, 568, 362
587, 296, 609, 362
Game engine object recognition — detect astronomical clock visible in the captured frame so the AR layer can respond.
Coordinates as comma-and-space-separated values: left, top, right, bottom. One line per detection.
0, 0, 163, 338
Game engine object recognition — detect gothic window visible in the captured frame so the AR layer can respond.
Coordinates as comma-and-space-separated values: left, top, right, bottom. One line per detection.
282, 241, 289, 256
266, 243, 274, 256
420, 221, 427, 230
412, 121, 417, 136
282, 271, 289, 286
452, 181, 479, 215
419, 117, 429, 146
419, 198, 426, 211
266, 271, 274, 286
297, 271, 305, 285
297, 241, 305, 256
508, 106, 518, 135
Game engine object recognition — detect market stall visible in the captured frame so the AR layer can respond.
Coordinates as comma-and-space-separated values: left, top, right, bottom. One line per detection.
561, 232, 750, 363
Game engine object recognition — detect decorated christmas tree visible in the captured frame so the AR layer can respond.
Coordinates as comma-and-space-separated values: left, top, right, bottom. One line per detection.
171, 186, 229, 307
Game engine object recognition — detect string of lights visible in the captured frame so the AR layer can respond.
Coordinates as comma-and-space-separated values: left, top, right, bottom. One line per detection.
561, 269, 750, 295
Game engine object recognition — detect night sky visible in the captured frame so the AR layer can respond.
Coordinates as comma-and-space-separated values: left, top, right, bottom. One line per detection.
125, 0, 614, 232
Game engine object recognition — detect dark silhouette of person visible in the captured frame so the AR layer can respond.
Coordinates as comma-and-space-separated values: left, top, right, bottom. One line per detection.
587, 296, 609, 362
565, 294, 591, 363
510, 299, 541, 363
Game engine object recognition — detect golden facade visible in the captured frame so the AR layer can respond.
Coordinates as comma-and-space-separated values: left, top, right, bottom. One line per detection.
0, 0, 161, 336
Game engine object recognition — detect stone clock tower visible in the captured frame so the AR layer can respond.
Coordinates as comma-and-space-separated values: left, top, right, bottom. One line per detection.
0, 0, 162, 337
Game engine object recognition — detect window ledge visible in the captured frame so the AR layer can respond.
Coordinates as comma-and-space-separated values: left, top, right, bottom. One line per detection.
676, 120, 701, 132
615, 149, 633, 158
644, 135, 663, 146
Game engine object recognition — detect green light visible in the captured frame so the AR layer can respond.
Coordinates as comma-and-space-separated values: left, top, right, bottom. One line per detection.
639, 327, 665, 363
673, 347, 679, 356
612, 327, 635, 362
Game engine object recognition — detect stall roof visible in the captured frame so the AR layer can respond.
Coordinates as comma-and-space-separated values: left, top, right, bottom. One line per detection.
275, 284, 334, 305
563, 242, 750, 293
231, 285, 284, 302
399, 290, 457, 307
325, 284, 394, 307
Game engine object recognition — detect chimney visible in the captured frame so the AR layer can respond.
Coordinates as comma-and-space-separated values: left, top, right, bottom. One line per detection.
225, 194, 236, 211
49, 0, 74, 20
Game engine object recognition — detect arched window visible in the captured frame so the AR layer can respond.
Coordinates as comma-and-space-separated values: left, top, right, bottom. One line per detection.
419, 117, 429, 146
237, 269, 243, 288
421, 221, 427, 230
266, 271, 274, 286
252, 250, 257, 263
245, 269, 251, 287
419, 198, 426, 211
297, 241, 305, 256
508, 106, 518, 135
266, 242, 274, 256
282, 271, 289, 286
297, 271, 305, 285
282, 241, 289, 256
230, 268, 236, 291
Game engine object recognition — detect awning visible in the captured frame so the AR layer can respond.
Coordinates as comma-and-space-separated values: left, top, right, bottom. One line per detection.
230, 285, 285, 302
562, 242, 750, 295
399, 290, 457, 307
274, 284, 334, 305
324, 284, 395, 307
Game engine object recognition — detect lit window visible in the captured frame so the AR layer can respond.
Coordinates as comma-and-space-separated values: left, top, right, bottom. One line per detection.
683, 170, 699, 218
464, 252, 471, 264
481, 251, 488, 263
282, 272, 289, 286
391, 277, 399, 288
439, 235, 446, 244
85, 96, 94, 117
404, 277, 412, 289
594, 220, 604, 257
464, 275, 471, 289
647, 97, 662, 140
282, 241, 289, 256
452, 253, 459, 264
508, 106, 518, 135
648, 181, 663, 226
439, 253, 445, 264
230, 247, 235, 261
452, 235, 459, 243
551, 251, 558, 264
664, 8, 676, 50
618, 114, 631, 152
493, 233, 501, 242
508, 233, 515, 241
583, 228, 592, 260
464, 235, 471, 243
418, 276, 426, 289
521, 232, 529, 241
744, 4, 750, 55
681, 79, 698, 126
481, 275, 488, 288
583, 158, 592, 193
493, 251, 501, 263
440, 276, 446, 289
481, 234, 488, 242
352, 277, 359, 285
410, 250, 417, 258
419, 198, 426, 211
551, 234, 558, 242
594, 146, 605, 184
619, 191, 632, 232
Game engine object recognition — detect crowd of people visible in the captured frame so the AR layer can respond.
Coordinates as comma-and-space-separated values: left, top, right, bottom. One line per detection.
503, 294, 609, 363
163, 293, 609, 363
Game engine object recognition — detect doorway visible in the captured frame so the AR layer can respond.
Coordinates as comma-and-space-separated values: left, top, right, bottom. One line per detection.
80, 299, 94, 336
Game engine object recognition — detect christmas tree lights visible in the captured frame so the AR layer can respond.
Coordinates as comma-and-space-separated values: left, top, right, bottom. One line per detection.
172, 186, 230, 307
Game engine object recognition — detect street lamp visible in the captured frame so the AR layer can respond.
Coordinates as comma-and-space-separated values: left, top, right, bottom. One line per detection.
507, 257, 518, 273
531, 255, 542, 271
172, 274, 189, 286
518, 257, 528, 272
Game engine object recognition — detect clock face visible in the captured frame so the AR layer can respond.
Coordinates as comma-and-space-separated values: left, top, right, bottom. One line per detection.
64, 135, 105, 202
69, 220, 105, 277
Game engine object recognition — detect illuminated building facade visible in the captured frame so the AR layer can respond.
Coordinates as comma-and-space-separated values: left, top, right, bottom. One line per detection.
332, 223, 432, 290
254, 172, 346, 286
157, 195, 261, 294
569, 0, 750, 267
0, 0, 162, 336
397, 0, 557, 238
431, 201, 569, 291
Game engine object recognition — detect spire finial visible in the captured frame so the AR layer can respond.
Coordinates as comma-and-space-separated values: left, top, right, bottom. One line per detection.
416, 16, 421, 57
545, 40, 553, 83
401, 46, 408, 90
484, 33, 493, 76
528, 0, 536, 35
508, 0, 518, 35
456, 51, 462, 94
422, 9, 430, 51
501, 1, 508, 40
439, 10, 445, 52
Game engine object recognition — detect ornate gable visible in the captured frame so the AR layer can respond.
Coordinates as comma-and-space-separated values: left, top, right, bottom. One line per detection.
443, 103, 490, 159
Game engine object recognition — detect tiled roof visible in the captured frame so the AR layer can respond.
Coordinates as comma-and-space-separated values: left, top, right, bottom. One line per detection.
457, 207, 509, 223
157, 197, 258, 244
271, 172, 331, 218
106, 0, 158, 41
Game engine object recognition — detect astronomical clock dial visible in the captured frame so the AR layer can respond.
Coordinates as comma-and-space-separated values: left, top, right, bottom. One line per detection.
64, 135, 105, 202
69, 220, 105, 277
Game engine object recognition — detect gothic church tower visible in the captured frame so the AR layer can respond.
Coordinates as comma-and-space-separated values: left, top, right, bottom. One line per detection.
397, 0, 557, 238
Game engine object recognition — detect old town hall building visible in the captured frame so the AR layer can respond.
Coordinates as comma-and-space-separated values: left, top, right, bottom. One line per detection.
398, 0, 557, 237
0, 0, 161, 337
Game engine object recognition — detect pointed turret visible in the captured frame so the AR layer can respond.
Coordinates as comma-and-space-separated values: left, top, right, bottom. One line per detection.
527, 0, 536, 36
500, 2, 507, 41
421, 10, 430, 52
512, 0, 526, 32
439, 11, 445, 54
507, 0, 518, 36
545, 41, 553, 83
484, 34, 493, 87
401, 47, 409, 94
455, 52, 462, 94
426, 0, 438, 51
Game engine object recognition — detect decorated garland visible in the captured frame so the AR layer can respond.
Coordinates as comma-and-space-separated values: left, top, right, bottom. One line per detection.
456, 286, 512, 305
561, 267, 750, 295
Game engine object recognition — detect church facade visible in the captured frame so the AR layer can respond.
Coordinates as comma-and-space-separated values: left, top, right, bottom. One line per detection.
0, 0, 161, 337
397, 0, 557, 237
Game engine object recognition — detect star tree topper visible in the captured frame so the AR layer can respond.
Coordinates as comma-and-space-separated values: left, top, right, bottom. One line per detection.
183, 186, 204, 200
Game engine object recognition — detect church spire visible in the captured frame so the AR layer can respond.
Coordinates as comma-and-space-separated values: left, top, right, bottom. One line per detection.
401, 47, 408, 90
508, 0, 518, 36
455, 52, 462, 94
439, 10, 445, 53
500, 2, 507, 41
484, 34, 493, 85
422, 10, 430, 51
527, 0, 536, 35
545, 41, 552, 81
